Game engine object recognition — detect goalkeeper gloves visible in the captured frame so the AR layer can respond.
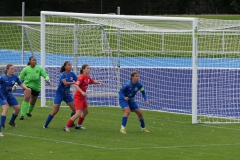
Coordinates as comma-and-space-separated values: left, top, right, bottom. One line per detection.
12, 83, 18, 92
45, 79, 51, 85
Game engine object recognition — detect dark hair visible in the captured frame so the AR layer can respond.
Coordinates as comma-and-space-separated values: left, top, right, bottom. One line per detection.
80, 64, 89, 74
60, 61, 71, 72
5, 64, 13, 74
130, 71, 139, 80
27, 56, 36, 66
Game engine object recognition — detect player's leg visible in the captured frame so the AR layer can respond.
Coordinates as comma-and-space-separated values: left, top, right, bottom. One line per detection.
26, 89, 40, 117
0, 120, 3, 136
9, 105, 20, 127
65, 96, 76, 127
1, 104, 8, 129
119, 99, 131, 134
20, 88, 31, 120
75, 101, 88, 129
43, 94, 62, 128
43, 104, 60, 128
8, 96, 20, 127
133, 103, 150, 133
64, 98, 82, 131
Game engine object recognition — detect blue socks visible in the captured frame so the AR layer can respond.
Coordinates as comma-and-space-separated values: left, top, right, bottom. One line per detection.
139, 119, 145, 128
121, 117, 128, 127
44, 114, 53, 127
1, 115, 6, 127
9, 114, 18, 123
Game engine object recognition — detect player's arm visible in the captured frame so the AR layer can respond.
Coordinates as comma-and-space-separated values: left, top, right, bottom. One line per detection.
0, 77, 6, 101
93, 80, 104, 85
19, 84, 29, 90
74, 84, 86, 97
119, 84, 128, 100
62, 75, 74, 85
62, 79, 75, 85
74, 76, 87, 96
19, 67, 27, 81
40, 67, 50, 84
39, 66, 49, 80
140, 86, 149, 105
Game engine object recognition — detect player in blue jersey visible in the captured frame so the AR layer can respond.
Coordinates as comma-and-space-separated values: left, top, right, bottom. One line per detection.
119, 71, 150, 134
0, 64, 30, 130
43, 61, 77, 128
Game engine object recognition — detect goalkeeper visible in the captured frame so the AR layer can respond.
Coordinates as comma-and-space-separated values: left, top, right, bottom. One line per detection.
18, 56, 50, 120
119, 71, 150, 134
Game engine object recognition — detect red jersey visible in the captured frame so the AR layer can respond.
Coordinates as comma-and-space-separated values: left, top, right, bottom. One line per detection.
74, 74, 94, 99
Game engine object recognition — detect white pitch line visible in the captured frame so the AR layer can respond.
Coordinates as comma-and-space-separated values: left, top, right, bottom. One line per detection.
4, 132, 240, 150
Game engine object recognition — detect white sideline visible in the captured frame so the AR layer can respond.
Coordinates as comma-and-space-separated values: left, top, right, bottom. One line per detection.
3, 132, 240, 150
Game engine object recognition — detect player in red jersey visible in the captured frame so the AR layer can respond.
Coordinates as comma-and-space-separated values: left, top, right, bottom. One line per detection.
63, 64, 104, 131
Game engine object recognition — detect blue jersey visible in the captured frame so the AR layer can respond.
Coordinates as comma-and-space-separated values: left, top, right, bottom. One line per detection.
0, 74, 22, 98
56, 71, 77, 96
119, 80, 147, 101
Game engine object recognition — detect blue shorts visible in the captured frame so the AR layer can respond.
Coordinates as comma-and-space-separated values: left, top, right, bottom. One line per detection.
0, 94, 18, 107
119, 98, 139, 112
54, 93, 74, 105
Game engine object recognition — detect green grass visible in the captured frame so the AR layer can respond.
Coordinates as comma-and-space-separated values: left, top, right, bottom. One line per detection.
1, 97, 240, 159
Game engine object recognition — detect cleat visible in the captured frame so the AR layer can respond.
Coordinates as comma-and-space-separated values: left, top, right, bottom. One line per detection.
75, 125, 85, 130
42, 124, 47, 128
141, 128, 150, 133
20, 116, 24, 120
120, 129, 127, 134
9, 122, 16, 127
70, 123, 76, 128
26, 113, 32, 117
0, 132, 3, 137
63, 126, 70, 132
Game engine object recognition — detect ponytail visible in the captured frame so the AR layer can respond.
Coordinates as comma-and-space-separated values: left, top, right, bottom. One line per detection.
60, 66, 66, 72
60, 61, 70, 72
27, 56, 35, 66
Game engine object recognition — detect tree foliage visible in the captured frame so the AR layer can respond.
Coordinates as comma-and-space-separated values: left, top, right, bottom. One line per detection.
0, 0, 238, 16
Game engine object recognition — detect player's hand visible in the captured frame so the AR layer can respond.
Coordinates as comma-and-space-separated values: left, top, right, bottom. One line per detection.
45, 79, 51, 85
145, 101, 150, 105
3, 100, 8, 105
81, 92, 87, 97
12, 84, 18, 92
124, 97, 129, 101
99, 82, 104, 86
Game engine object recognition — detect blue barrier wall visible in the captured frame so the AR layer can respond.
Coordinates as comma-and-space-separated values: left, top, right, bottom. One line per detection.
1, 50, 240, 119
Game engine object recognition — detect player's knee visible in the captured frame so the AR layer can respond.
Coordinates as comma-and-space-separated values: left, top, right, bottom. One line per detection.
75, 111, 81, 117
2, 108, 8, 115
14, 107, 20, 113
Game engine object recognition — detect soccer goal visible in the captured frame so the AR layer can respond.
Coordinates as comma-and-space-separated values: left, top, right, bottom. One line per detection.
40, 12, 240, 124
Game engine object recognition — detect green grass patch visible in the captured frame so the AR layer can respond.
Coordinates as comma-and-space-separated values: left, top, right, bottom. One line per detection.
0, 97, 240, 159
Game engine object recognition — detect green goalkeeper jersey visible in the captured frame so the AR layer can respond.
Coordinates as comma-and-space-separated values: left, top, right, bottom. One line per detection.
19, 65, 49, 92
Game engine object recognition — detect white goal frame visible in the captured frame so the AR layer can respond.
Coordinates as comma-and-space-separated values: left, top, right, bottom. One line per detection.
40, 11, 198, 124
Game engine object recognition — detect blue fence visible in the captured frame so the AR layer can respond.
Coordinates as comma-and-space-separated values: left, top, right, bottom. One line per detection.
1, 49, 240, 119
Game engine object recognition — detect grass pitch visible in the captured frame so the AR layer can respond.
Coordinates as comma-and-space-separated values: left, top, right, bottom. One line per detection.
0, 99, 240, 160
